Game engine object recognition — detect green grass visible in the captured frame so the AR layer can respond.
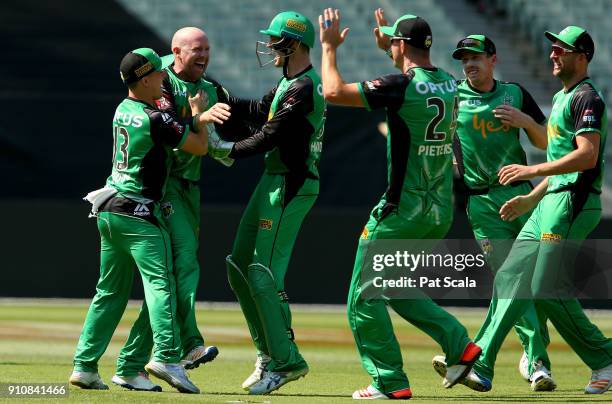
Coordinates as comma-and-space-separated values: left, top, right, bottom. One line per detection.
0, 300, 611, 403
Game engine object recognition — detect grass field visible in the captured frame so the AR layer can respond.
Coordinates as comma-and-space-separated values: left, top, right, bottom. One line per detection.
0, 300, 611, 403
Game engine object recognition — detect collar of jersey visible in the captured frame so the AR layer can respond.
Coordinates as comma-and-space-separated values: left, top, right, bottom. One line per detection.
126, 96, 157, 109
563, 76, 590, 94
283, 64, 313, 80
167, 64, 204, 85
465, 79, 497, 95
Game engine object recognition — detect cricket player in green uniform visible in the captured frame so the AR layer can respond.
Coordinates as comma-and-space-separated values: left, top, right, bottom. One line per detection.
320, 8, 480, 399
114, 27, 231, 384
438, 35, 554, 391
204, 11, 325, 395
70, 48, 226, 393
437, 26, 612, 395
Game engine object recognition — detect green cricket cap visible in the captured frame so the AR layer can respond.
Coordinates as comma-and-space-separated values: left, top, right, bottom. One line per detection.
452, 34, 496, 59
545, 26, 594, 61
119, 48, 172, 85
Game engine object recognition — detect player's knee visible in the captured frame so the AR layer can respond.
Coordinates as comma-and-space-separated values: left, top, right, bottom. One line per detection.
247, 263, 275, 297
173, 250, 199, 274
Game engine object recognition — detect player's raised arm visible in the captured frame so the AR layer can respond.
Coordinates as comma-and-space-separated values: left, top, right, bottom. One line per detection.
319, 8, 364, 107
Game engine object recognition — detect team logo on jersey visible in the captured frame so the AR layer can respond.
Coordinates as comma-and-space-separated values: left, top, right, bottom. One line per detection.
133, 203, 151, 217
157, 96, 172, 110
259, 219, 273, 230
161, 202, 174, 218
479, 238, 493, 256
582, 109, 596, 125
360, 227, 369, 240
365, 79, 382, 91
547, 122, 561, 140
541, 232, 562, 243
282, 97, 296, 111
502, 93, 514, 105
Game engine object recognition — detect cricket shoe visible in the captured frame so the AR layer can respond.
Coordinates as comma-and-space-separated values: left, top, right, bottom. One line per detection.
241, 353, 272, 390
111, 372, 162, 392
69, 371, 109, 390
441, 342, 483, 388
352, 385, 412, 400
248, 366, 309, 395
180, 345, 219, 370
432, 355, 491, 392
585, 363, 612, 394
530, 361, 556, 391
144, 361, 199, 394
519, 351, 531, 382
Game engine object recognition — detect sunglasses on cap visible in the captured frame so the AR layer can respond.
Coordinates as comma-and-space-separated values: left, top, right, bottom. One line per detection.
551, 44, 577, 56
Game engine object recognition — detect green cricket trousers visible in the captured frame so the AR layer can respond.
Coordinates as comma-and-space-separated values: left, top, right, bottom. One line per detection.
227, 173, 317, 373
468, 182, 551, 376
73, 197, 181, 374
473, 191, 612, 380
347, 203, 471, 394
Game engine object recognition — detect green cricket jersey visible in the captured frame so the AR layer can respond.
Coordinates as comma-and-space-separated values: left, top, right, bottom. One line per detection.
158, 67, 228, 181
263, 67, 325, 178
454, 80, 546, 189
227, 65, 326, 201
357, 67, 459, 224
107, 97, 188, 201
547, 78, 607, 194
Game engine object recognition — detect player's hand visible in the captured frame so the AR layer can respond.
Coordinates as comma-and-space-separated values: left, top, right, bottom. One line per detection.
373, 8, 391, 51
201, 103, 231, 125
493, 104, 534, 129
188, 89, 208, 115
319, 8, 349, 49
207, 126, 235, 160
499, 194, 535, 221
497, 164, 537, 185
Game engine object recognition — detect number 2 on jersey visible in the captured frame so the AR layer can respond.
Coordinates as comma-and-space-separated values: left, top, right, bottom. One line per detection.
113, 126, 129, 170
425, 96, 459, 141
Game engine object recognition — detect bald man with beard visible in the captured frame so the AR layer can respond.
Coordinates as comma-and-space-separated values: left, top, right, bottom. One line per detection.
111, 27, 235, 392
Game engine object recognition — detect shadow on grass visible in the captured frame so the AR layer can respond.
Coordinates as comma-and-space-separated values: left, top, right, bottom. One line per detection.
205, 391, 348, 399
415, 393, 607, 402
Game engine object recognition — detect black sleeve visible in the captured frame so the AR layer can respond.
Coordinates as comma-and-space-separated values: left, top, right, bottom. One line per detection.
571, 83, 606, 134
146, 108, 187, 149
229, 77, 314, 158
206, 80, 258, 142
224, 87, 277, 127
517, 84, 546, 124
360, 73, 412, 111
156, 74, 180, 119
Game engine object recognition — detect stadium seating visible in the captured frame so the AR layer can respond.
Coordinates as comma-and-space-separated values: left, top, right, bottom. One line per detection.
117, 0, 466, 97
501, 0, 611, 100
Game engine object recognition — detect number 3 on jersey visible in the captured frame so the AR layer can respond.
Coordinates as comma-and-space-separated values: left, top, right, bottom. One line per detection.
113, 125, 129, 170
425, 96, 459, 141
